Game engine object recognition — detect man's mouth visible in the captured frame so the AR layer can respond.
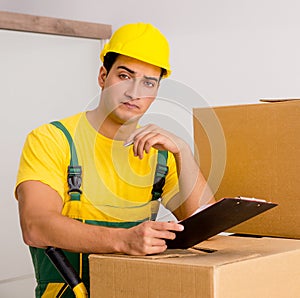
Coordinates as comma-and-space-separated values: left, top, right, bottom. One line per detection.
122, 101, 139, 109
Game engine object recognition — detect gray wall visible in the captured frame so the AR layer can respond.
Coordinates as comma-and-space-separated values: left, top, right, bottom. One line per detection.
0, 29, 102, 297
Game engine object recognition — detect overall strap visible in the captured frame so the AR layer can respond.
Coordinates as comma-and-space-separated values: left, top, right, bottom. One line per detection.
50, 120, 168, 219
151, 150, 169, 200
50, 121, 82, 201
150, 150, 169, 220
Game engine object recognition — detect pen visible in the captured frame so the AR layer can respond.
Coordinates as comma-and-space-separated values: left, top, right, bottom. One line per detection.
123, 140, 134, 147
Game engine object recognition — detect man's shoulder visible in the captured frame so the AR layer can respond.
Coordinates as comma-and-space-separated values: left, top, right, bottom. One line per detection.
52, 112, 85, 130
31, 112, 84, 134
26, 112, 84, 145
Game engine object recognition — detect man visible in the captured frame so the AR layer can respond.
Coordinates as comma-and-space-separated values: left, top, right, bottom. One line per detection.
15, 23, 214, 297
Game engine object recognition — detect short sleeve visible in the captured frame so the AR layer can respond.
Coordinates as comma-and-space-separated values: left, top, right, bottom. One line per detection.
15, 124, 70, 201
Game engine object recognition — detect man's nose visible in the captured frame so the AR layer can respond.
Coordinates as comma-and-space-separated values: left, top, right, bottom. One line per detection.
124, 79, 142, 100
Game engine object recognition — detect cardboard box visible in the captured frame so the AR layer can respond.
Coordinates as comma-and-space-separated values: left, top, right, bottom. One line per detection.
193, 100, 300, 238
89, 235, 300, 298
89, 101, 300, 297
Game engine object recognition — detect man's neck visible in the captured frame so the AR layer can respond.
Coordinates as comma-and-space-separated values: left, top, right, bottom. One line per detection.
86, 108, 138, 141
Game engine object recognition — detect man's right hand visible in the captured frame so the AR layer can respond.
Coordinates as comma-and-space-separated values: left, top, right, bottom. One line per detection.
118, 221, 184, 255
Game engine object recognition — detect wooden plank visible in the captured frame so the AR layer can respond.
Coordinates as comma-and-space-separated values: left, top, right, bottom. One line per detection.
0, 10, 112, 39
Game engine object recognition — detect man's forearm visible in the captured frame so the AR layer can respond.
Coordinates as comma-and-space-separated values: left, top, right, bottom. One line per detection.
171, 143, 215, 219
21, 211, 124, 253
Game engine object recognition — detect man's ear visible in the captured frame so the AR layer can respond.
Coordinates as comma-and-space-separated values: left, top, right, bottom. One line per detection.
98, 66, 107, 88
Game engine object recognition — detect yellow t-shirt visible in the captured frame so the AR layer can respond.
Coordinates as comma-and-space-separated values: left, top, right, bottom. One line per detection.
16, 112, 179, 223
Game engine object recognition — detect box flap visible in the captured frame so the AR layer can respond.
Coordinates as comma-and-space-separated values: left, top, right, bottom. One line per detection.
260, 98, 300, 102
89, 235, 300, 267
90, 249, 198, 260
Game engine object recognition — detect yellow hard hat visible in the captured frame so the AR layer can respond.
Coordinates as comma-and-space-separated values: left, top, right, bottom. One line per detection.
100, 23, 171, 77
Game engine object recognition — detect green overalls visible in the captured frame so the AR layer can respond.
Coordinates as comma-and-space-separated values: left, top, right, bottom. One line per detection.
30, 121, 169, 298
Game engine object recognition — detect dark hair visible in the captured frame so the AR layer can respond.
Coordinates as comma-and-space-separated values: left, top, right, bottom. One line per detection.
160, 69, 167, 79
103, 52, 167, 80
103, 52, 120, 74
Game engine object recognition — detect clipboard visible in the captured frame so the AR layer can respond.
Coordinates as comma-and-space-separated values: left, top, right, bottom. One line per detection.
166, 197, 277, 249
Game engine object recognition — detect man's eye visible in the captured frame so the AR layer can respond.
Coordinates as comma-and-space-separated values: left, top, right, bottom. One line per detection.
119, 74, 130, 80
144, 80, 155, 88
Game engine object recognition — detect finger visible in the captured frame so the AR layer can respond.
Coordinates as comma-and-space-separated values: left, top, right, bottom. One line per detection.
148, 237, 167, 246
142, 236, 167, 253
140, 133, 162, 153
136, 131, 178, 156
150, 229, 177, 240
151, 221, 184, 232
130, 243, 167, 256
134, 132, 158, 158
125, 124, 158, 146
125, 125, 153, 145
146, 244, 168, 255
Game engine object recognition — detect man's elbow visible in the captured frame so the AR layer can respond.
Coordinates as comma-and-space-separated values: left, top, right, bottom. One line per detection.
22, 230, 35, 247
20, 220, 46, 248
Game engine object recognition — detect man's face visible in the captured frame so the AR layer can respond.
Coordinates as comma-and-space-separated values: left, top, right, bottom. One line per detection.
98, 55, 161, 125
